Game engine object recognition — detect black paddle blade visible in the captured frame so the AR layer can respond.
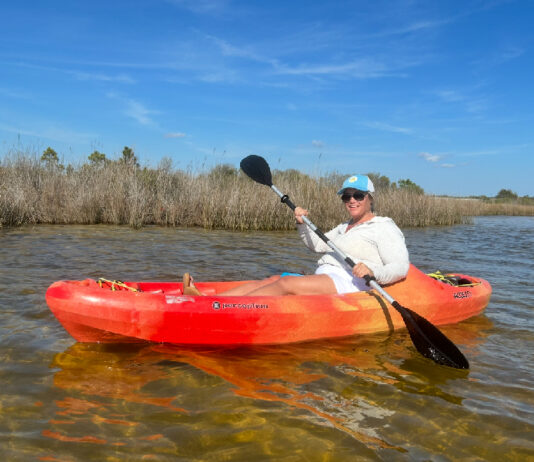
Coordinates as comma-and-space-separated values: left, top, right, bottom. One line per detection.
240, 155, 273, 186
393, 302, 470, 369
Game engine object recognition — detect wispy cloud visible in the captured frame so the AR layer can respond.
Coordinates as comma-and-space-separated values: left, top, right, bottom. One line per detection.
4, 60, 135, 84
165, 0, 229, 14
498, 46, 524, 62
208, 36, 275, 65
125, 100, 157, 126
73, 71, 135, 84
274, 58, 389, 79
419, 151, 457, 168
461, 148, 503, 157
0, 122, 42, 138
165, 132, 187, 138
367, 18, 451, 39
107, 93, 159, 126
0, 87, 31, 99
363, 121, 413, 134
434, 88, 488, 114
474, 45, 525, 69
419, 151, 441, 162
204, 29, 420, 83
199, 69, 240, 83
465, 98, 489, 114
312, 140, 324, 148
0, 121, 95, 144
436, 90, 464, 103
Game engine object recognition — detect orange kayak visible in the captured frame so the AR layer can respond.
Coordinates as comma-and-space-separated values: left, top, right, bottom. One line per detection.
45, 264, 491, 345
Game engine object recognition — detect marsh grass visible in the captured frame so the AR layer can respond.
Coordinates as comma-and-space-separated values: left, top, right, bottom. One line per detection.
1, 152, 533, 230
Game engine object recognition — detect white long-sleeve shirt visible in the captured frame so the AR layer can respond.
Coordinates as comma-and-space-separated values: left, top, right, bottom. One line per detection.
297, 216, 410, 285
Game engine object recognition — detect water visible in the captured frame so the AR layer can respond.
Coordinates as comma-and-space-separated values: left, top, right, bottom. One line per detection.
0, 217, 533, 461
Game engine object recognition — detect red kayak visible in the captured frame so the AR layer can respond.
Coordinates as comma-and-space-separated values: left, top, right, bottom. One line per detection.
45, 264, 491, 345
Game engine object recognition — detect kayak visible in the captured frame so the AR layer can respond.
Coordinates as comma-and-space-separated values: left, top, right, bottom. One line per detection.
45, 264, 491, 345
46, 265, 491, 345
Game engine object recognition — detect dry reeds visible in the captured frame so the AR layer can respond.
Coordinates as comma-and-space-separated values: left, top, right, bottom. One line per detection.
1, 151, 533, 230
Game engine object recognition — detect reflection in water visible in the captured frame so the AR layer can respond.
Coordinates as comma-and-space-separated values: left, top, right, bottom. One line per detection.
44, 320, 490, 459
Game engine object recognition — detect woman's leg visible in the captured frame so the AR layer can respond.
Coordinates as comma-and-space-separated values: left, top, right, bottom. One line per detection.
218, 275, 281, 296
245, 274, 337, 296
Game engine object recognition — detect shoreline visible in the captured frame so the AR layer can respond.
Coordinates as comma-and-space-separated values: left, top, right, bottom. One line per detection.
2, 154, 533, 230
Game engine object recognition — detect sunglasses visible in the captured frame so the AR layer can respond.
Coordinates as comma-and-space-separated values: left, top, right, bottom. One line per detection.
341, 191, 367, 202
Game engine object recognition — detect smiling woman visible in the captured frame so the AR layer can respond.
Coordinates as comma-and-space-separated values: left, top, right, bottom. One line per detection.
190, 172, 410, 297
295, 173, 410, 289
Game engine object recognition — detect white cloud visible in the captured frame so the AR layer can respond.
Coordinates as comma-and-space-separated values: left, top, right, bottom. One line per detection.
419, 151, 440, 162
274, 58, 389, 79
199, 70, 239, 83
209, 36, 270, 63
5, 60, 136, 84
465, 98, 489, 114
435, 88, 489, 114
165, 132, 187, 138
73, 71, 135, 84
419, 153, 456, 168
474, 45, 525, 69
107, 93, 158, 126
364, 121, 413, 134
368, 19, 452, 39
126, 101, 156, 125
166, 0, 229, 14
312, 140, 324, 148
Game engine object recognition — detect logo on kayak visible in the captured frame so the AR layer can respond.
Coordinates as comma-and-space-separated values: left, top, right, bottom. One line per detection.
453, 290, 472, 299
212, 301, 268, 310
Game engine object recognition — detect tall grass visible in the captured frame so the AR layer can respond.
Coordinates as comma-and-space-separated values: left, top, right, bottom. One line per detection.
1, 151, 533, 230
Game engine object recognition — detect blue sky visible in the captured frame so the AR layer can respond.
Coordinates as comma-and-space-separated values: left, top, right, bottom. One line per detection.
1, 0, 532, 196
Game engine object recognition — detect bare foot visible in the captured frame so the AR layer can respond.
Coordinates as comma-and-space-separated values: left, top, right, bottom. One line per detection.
182, 273, 202, 296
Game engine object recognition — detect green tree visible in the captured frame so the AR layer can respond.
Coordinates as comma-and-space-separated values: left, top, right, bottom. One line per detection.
397, 178, 424, 195
495, 189, 518, 201
208, 163, 238, 179
120, 146, 139, 167
88, 150, 107, 165
273, 168, 311, 182
41, 147, 59, 164
41, 147, 63, 170
367, 172, 392, 191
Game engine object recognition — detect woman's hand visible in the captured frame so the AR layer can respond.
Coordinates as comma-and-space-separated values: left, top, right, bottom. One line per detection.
294, 207, 308, 224
353, 263, 374, 279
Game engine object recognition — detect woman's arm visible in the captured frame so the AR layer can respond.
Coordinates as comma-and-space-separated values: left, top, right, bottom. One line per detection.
297, 222, 344, 253
294, 206, 344, 253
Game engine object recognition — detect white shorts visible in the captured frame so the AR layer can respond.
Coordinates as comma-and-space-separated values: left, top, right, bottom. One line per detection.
315, 265, 370, 294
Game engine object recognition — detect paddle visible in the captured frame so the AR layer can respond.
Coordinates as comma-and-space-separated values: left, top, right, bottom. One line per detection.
240, 154, 470, 369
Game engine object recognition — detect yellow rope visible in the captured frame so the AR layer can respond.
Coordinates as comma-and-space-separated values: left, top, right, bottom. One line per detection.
426, 271, 478, 287
97, 278, 140, 292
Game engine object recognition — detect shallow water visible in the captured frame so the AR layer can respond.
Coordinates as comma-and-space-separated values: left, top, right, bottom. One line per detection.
0, 217, 533, 461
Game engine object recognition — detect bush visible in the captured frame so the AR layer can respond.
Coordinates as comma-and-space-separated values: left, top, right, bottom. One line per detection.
1, 149, 533, 229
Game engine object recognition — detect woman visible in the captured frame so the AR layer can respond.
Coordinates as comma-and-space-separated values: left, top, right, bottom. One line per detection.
184, 174, 409, 296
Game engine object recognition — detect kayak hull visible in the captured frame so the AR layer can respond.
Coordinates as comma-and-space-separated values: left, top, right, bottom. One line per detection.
45, 265, 491, 345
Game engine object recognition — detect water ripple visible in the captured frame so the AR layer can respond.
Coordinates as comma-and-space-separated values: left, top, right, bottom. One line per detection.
0, 217, 533, 460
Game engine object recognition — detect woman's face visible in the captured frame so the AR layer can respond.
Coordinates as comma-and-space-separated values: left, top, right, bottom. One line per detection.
341, 188, 372, 220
